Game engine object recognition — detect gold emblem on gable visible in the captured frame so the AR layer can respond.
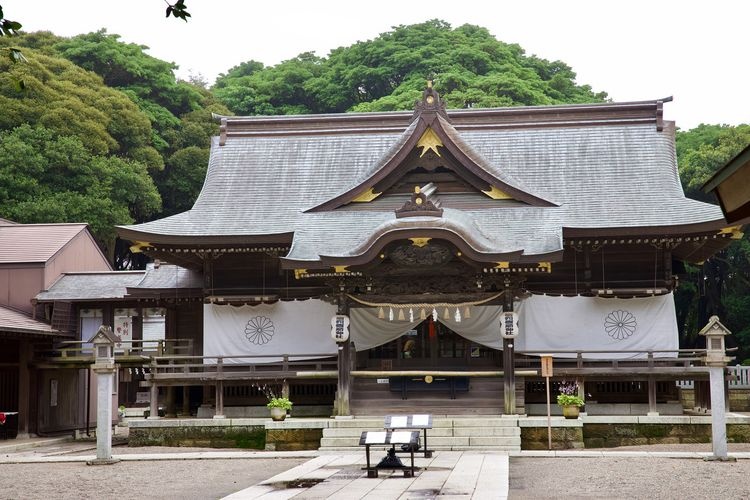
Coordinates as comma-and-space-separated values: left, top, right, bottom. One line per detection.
416, 127, 443, 158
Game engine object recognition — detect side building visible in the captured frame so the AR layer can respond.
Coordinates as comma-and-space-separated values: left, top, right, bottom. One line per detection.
0, 222, 111, 437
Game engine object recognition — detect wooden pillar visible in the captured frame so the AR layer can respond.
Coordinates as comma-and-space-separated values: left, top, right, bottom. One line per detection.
503, 283, 516, 415
182, 386, 190, 416
647, 376, 658, 415
214, 381, 224, 418
214, 358, 224, 418
165, 387, 176, 418
335, 295, 351, 416
149, 383, 160, 419
17, 339, 31, 438
576, 376, 586, 414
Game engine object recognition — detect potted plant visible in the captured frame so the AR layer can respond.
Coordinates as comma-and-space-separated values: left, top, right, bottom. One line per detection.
556, 381, 584, 419
253, 382, 293, 421
267, 397, 293, 421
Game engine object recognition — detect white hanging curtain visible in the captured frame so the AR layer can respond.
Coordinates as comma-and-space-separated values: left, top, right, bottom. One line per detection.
515, 293, 679, 359
350, 305, 505, 351
350, 308, 421, 350
437, 305, 504, 349
203, 299, 338, 364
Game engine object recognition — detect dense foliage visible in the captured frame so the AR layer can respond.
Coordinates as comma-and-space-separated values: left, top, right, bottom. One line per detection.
0, 30, 228, 260
213, 20, 608, 115
675, 124, 750, 361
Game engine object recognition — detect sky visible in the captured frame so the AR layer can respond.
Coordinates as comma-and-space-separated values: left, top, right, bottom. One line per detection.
3, 0, 748, 130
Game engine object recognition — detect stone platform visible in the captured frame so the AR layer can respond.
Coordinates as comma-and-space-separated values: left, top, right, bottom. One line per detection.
126, 413, 750, 451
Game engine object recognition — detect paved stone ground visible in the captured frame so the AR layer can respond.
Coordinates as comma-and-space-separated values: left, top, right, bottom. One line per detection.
224, 451, 509, 500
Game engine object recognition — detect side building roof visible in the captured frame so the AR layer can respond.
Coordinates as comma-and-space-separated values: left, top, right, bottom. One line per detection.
0, 223, 107, 265
36, 265, 202, 302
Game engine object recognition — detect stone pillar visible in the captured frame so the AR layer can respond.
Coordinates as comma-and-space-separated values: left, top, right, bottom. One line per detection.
94, 368, 115, 461
698, 316, 734, 461
87, 326, 119, 465
708, 366, 729, 460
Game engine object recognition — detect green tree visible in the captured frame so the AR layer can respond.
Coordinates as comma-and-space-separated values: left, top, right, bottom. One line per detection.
214, 20, 608, 116
676, 124, 750, 360
0, 124, 161, 254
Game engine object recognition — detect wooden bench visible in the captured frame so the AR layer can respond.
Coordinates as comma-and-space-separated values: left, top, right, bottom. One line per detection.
359, 430, 420, 478
384, 414, 433, 458
389, 376, 469, 400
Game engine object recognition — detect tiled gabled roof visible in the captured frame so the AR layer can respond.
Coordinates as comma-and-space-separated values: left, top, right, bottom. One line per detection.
118, 99, 726, 267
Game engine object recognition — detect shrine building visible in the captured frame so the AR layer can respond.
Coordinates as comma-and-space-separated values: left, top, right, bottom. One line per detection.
37, 87, 742, 419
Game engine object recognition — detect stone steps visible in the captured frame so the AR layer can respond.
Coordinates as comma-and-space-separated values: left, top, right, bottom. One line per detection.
319, 416, 521, 452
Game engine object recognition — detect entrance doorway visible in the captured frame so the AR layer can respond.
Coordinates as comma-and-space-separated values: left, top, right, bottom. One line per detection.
362, 318, 499, 369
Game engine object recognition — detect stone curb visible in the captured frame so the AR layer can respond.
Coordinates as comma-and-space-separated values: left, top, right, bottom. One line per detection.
0, 450, 319, 464
0, 437, 72, 454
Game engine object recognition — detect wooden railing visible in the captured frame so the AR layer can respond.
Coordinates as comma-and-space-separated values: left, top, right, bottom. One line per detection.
145, 354, 338, 384
677, 365, 750, 389
516, 349, 709, 376
36, 339, 194, 362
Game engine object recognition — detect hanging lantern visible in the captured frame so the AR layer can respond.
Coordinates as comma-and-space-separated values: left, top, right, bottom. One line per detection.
409, 308, 414, 322
455, 307, 461, 322
398, 309, 405, 321
420, 308, 426, 320
389, 307, 394, 321
378, 307, 385, 319
464, 306, 471, 319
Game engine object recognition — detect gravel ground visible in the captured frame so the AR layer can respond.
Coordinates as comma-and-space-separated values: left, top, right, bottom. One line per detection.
510, 456, 750, 499
0, 457, 306, 500
510, 443, 750, 499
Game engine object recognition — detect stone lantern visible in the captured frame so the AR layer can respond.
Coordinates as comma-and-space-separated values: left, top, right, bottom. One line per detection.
699, 315, 732, 366
87, 325, 119, 465
698, 316, 735, 461
91, 325, 117, 368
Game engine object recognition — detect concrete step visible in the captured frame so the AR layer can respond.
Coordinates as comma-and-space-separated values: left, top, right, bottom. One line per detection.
319, 435, 520, 449
469, 436, 521, 447
452, 426, 519, 437
323, 427, 456, 438
451, 417, 519, 427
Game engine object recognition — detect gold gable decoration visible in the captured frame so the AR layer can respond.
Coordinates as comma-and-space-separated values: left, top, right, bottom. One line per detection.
416, 127, 443, 157
352, 187, 382, 203
482, 185, 514, 200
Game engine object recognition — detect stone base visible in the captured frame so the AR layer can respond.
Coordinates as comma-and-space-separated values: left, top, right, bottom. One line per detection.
86, 458, 121, 466
703, 455, 737, 462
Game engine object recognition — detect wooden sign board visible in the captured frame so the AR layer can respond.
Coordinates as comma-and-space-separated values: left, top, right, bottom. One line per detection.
541, 355, 553, 378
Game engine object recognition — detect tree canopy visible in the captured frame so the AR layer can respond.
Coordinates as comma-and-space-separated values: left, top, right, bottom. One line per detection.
213, 20, 608, 115
0, 29, 227, 258
674, 124, 750, 361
